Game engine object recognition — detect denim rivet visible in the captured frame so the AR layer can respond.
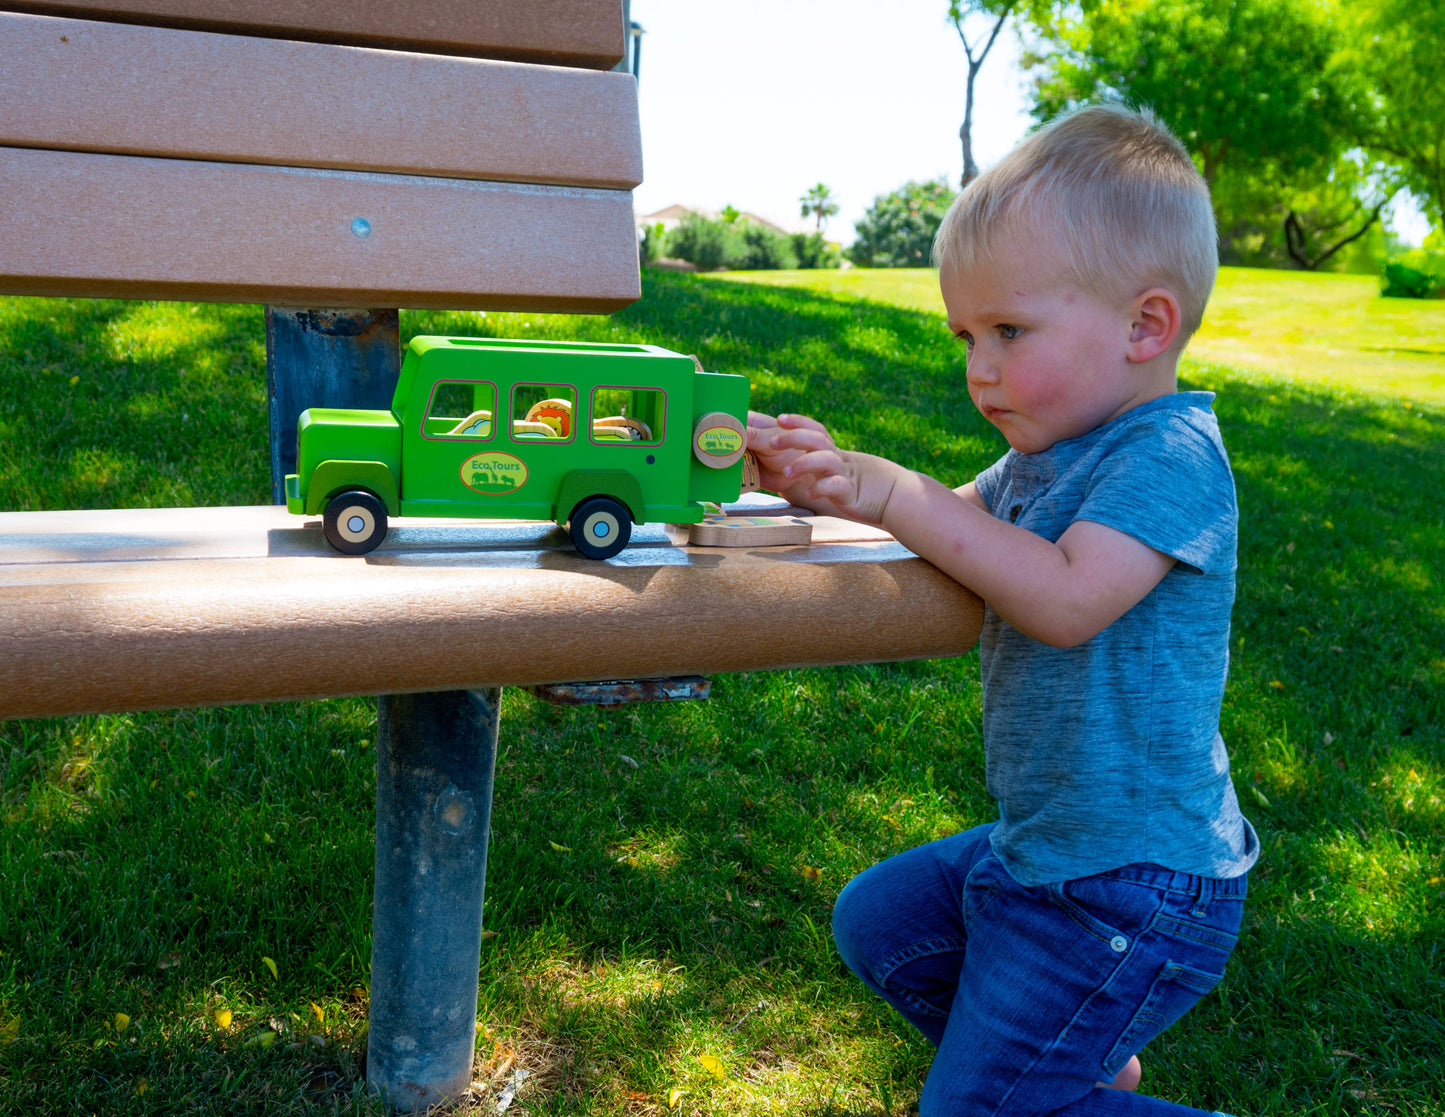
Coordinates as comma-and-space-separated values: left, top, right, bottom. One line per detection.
1110, 935, 1128, 953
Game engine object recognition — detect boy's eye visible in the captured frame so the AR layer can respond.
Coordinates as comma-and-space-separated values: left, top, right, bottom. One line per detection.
954, 330, 974, 348
998, 324, 1022, 340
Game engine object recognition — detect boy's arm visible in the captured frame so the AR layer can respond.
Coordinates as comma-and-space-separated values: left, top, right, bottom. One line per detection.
884, 470, 1175, 647
764, 415, 1174, 648
953, 479, 988, 510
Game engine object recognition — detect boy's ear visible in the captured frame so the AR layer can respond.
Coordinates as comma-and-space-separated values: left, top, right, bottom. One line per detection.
1125, 289, 1182, 363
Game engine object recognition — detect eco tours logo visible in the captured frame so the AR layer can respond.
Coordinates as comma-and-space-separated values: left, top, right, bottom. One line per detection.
461, 451, 528, 494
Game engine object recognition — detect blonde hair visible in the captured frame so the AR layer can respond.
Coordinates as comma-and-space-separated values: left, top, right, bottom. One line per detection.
933, 103, 1217, 337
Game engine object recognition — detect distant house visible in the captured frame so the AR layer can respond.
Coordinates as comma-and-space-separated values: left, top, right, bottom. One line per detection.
636, 205, 788, 233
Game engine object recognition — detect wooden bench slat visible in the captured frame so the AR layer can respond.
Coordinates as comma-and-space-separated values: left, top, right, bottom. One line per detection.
7, 0, 626, 68
0, 147, 641, 311
2, 14, 642, 191
0, 506, 985, 719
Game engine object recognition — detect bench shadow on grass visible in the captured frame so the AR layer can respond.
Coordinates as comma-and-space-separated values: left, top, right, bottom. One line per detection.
0, 296, 269, 512
1, 278, 1443, 1113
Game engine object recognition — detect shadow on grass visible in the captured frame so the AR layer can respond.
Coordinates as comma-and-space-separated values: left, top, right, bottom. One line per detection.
1, 276, 1442, 1114
0, 297, 268, 511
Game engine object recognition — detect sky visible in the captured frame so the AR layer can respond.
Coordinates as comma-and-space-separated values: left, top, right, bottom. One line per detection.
628, 0, 1432, 247
630, 0, 1031, 241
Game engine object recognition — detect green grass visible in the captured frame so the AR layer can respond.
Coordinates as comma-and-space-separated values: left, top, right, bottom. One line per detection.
710, 265, 1445, 408
1, 273, 1443, 1115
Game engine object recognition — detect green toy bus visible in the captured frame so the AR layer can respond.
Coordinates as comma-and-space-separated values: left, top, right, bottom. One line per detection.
284, 335, 751, 559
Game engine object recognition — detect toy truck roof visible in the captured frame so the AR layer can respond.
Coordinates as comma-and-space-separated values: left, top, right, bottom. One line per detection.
391, 335, 703, 417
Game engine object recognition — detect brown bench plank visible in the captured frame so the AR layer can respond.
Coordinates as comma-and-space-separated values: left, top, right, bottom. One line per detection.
0, 505, 985, 719
7, 0, 625, 68
0, 147, 641, 311
2, 14, 642, 190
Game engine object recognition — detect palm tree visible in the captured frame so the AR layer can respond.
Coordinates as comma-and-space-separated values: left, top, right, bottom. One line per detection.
799, 183, 840, 234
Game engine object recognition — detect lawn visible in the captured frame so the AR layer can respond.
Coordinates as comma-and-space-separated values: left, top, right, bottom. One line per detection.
711, 265, 1445, 408
1, 272, 1442, 1116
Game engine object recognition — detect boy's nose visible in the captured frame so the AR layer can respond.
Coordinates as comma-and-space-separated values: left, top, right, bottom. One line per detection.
965, 355, 999, 385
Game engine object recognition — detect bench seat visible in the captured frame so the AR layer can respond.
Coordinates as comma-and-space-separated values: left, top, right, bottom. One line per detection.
0, 504, 984, 719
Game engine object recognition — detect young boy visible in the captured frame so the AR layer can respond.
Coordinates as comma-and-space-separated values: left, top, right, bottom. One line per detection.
747, 104, 1258, 1116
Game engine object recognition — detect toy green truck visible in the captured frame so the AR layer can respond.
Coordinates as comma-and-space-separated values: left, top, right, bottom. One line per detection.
284, 335, 751, 559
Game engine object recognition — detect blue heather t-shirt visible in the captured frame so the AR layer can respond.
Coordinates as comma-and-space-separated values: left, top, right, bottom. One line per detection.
972, 391, 1259, 886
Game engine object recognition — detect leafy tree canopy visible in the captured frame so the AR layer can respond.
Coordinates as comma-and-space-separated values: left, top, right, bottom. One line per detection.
847, 179, 958, 268
1020, 0, 1420, 267
1343, 0, 1445, 229
1027, 0, 1363, 186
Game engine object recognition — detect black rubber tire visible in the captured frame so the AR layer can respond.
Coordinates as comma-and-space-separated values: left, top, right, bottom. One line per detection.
323, 490, 389, 555
569, 496, 632, 560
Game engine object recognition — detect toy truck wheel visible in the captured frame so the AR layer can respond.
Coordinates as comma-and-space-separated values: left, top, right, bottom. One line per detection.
569, 496, 632, 560
323, 490, 389, 555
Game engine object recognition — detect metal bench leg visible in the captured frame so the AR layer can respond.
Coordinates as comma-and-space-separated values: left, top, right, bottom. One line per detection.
266, 307, 498, 1107
369, 688, 500, 1110
264, 306, 400, 504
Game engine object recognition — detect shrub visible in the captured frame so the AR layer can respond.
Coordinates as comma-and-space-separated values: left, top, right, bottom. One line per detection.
736, 223, 799, 270
1381, 261, 1440, 298
792, 232, 842, 269
664, 212, 803, 271
638, 221, 668, 265
847, 178, 957, 268
666, 212, 745, 271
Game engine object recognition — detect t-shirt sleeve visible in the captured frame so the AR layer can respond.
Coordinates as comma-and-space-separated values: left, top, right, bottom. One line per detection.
973, 451, 1011, 514
1074, 415, 1236, 574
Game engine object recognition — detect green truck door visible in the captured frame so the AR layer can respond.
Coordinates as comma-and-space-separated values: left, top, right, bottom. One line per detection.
401, 374, 573, 521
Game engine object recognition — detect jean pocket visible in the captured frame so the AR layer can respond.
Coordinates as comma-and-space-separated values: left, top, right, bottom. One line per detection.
1103, 960, 1225, 1075
1044, 876, 1163, 947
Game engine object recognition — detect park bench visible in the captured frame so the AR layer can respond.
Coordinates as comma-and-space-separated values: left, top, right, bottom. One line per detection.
0, 3, 985, 1109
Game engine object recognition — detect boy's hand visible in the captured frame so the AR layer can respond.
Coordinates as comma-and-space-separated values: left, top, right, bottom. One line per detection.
746, 411, 822, 510
748, 412, 909, 525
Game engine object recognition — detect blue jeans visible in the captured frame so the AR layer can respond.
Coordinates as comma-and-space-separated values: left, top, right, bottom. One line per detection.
832, 824, 1246, 1116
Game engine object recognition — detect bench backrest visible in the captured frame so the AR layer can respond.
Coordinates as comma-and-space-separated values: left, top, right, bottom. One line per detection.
0, 2, 642, 311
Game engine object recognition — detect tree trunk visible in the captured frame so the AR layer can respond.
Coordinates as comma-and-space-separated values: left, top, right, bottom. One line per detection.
1284, 200, 1388, 271
954, 8, 1011, 189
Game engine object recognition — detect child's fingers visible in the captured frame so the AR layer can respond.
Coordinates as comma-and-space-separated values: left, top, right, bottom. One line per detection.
767, 426, 837, 456
756, 465, 802, 493
775, 413, 830, 434
784, 448, 846, 479
811, 474, 855, 501
746, 409, 780, 430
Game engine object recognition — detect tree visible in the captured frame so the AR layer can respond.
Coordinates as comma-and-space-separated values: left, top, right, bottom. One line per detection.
948, 0, 1071, 186
1280, 155, 1398, 271
847, 179, 958, 268
948, 1, 1016, 186
1028, 0, 1355, 186
799, 183, 840, 234
1346, 0, 1445, 231
1025, 0, 1389, 266
1208, 154, 1396, 271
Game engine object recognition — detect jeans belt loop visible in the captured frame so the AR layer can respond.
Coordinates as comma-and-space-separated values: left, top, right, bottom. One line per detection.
1190, 875, 1210, 919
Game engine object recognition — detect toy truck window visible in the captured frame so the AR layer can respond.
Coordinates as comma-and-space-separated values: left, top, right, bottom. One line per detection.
424, 380, 497, 440
590, 386, 664, 444
511, 383, 577, 443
